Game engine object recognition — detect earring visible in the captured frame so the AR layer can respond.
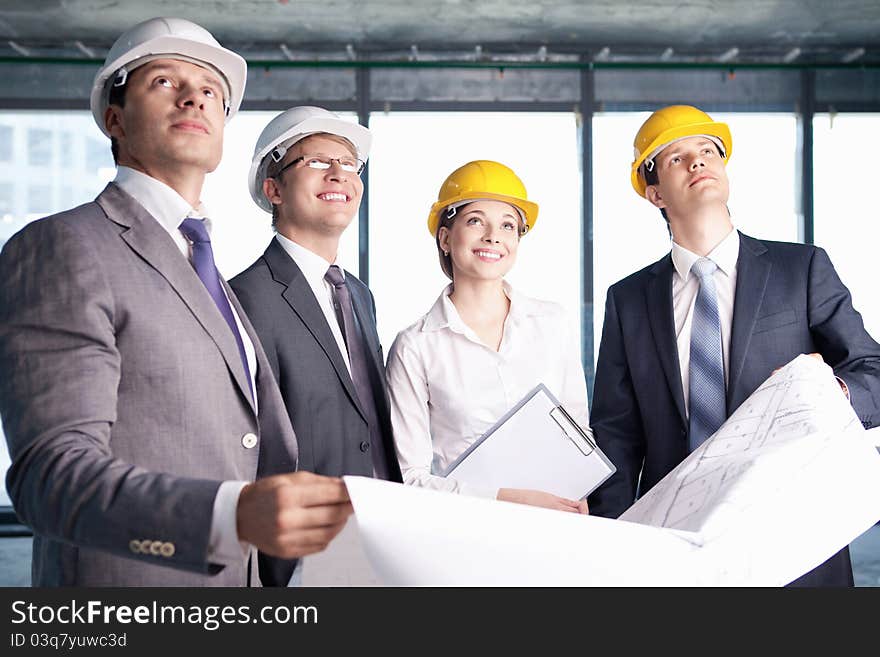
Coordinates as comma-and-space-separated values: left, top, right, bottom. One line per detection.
443, 250, 449, 256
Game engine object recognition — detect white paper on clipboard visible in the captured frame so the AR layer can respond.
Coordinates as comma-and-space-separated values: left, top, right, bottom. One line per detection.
443, 384, 616, 500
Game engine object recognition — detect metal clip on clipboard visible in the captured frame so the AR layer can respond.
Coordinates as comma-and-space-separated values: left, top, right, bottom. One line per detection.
550, 405, 596, 457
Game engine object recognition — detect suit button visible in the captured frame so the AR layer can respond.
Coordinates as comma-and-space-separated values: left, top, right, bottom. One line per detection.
129, 539, 141, 554
359, 441, 370, 453
242, 433, 258, 449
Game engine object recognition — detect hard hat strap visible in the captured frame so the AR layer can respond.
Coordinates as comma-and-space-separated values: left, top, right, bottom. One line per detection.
108, 54, 233, 108
110, 62, 230, 117
270, 145, 288, 163
444, 198, 527, 228
113, 67, 129, 88
643, 134, 727, 174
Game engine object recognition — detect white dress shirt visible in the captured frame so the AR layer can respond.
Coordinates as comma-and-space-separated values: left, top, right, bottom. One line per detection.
114, 166, 255, 565
671, 227, 739, 416
274, 233, 351, 374
386, 282, 590, 499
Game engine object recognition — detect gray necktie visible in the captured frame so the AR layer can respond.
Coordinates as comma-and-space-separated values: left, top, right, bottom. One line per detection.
324, 265, 390, 479
688, 257, 726, 451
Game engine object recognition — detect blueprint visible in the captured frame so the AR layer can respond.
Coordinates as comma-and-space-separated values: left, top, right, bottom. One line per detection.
343, 475, 707, 586
338, 355, 880, 586
619, 354, 880, 584
301, 517, 381, 587
621, 354, 862, 530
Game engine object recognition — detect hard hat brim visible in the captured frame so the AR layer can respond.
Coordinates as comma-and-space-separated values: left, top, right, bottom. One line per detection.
630, 121, 732, 197
427, 192, 539, 237
248, 116, 372, 213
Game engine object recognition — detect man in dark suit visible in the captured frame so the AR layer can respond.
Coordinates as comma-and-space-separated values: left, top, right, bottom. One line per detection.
0, 18, 351, 587
587, 104, 880, 586
231, 107, 402, 486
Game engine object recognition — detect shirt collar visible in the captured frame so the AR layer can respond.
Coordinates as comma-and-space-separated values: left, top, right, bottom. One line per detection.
421, 284, 461, 333
421, 280, 539, 333
274, 233, 339, 286
114, 166, 209, 235
671, 227, 739, 282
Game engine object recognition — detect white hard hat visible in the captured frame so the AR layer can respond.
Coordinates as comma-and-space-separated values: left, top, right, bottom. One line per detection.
249, 106, 372, 213
90, 17, 247, 137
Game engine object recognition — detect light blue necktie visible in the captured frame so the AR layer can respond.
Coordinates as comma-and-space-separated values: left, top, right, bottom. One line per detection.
688, 257, 726, 451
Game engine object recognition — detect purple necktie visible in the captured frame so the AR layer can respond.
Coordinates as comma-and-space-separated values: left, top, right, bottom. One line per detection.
325, 265, 390, 480
179, 217, 253, 402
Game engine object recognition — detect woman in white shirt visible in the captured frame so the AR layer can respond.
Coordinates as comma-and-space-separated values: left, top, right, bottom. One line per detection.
386, 160, 590, 513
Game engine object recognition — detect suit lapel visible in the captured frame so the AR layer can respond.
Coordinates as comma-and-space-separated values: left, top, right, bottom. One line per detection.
646, 255, 687, 427
97, 183, 256, 415
727, 232, 771, 410
262, 239, 367, 422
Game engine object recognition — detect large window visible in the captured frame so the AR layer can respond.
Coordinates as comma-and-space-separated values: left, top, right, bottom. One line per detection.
0, 112, 115, 248
368, 112, 583, 355
0, 112, 113, 506
27, 128, 53, 166
813, 113, 880, 341
592, 112, 799, 364
1, 106, 876, 513
0, 125, 12, 162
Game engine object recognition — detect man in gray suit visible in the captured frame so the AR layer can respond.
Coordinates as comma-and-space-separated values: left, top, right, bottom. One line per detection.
0, 18, 351, 587
230, 107, 402, 484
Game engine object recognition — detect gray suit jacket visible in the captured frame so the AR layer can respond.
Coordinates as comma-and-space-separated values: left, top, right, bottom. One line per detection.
230, 238, 402, 482
0, 183, 299, 586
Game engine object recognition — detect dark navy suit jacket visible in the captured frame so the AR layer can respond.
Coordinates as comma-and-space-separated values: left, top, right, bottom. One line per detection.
588, 231, 880, 586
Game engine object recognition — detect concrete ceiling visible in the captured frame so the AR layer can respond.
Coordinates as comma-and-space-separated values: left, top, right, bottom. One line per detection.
0, 0, 878, 64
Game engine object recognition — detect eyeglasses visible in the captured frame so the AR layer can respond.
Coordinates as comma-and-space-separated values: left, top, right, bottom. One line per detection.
274, 155, 365, 178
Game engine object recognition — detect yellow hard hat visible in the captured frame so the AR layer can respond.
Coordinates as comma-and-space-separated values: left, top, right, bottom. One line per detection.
427, 160, 539, 236
630, 105, 733, 198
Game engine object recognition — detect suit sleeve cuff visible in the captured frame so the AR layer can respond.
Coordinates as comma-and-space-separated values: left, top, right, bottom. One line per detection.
208, 480, 251, 565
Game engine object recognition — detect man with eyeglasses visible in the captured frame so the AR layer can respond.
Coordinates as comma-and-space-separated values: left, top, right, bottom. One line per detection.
231, 109, 403, 558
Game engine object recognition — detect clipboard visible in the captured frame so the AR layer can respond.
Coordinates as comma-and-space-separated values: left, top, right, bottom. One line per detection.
443, 384, 616, 500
